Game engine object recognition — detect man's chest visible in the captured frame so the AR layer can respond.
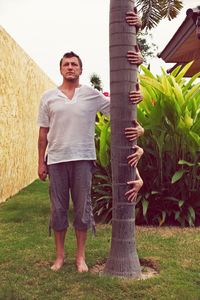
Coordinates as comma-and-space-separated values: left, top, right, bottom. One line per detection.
47, 97, 96, 118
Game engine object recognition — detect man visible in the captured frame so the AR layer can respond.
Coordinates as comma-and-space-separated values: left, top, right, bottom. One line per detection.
38, 14, 144, 273
38, 52, 143, 272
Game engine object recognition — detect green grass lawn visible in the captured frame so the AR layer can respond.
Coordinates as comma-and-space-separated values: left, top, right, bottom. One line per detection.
1, 180, 200, 300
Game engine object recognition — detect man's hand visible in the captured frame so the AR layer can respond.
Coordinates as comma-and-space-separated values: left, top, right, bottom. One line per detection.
125, 120, 144, 141
127, 50, 144, 65
127, 145, 144, 167
38, 162, 48, 181
126, 11, 142, 28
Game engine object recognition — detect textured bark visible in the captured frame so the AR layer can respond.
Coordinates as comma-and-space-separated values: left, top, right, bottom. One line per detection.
104, 0, 141, 278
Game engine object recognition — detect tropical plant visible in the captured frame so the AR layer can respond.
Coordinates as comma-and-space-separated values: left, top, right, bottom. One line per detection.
92, 113, 112, 223
136, 62, 200, 226
136, 0, 183, 30
93, 62, 200, 227
90, 73, 103, 91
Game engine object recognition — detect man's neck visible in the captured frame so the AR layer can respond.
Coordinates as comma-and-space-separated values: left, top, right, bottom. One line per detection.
59, 79, 80, 91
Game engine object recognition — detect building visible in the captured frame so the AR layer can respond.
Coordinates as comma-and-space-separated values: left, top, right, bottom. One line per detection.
158, 6, 200, 77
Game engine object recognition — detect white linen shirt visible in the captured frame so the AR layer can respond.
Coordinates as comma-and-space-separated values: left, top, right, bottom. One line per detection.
37, 85, 110, 165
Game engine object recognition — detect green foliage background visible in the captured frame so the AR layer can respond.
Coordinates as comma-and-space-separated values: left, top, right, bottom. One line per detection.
92, 62, 200, 226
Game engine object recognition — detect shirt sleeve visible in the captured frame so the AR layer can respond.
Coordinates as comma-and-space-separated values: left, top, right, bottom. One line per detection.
96, 91, 110, 116
37, 94, 50, 127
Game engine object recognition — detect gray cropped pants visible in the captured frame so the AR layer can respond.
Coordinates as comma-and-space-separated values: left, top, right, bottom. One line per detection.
48, 160, 95, 233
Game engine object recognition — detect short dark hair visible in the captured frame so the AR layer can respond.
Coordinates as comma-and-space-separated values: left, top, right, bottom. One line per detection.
60, 51, 83, 69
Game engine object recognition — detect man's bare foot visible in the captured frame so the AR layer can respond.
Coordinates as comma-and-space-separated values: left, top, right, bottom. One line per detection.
50, 257, 65, 271
76, 259, 88, 273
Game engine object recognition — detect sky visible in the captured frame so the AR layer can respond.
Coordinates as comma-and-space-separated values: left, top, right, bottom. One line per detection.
1, 0, 200, 92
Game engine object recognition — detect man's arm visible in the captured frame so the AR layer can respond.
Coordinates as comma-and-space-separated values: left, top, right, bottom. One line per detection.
38, 127, 49, 181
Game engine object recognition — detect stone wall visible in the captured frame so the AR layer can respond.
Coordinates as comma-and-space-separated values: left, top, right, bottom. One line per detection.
0, 26, 55, 203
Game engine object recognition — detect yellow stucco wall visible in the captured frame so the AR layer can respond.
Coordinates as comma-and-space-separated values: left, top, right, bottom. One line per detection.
0, 26, 55, 203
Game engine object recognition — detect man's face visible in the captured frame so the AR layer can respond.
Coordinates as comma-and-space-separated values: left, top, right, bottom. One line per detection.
60, 56, 82, 82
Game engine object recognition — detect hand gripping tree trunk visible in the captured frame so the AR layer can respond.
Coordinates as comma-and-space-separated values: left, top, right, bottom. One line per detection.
104, 0, 141, 278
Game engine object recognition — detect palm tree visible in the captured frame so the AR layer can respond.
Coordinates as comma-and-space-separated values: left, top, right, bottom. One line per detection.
104, 0, 183, 278
90, 73, 103, 91
137, 0, 183, 30
104, 0, 141, 278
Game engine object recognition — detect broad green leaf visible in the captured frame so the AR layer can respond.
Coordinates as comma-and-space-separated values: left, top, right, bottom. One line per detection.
171, 65, 182, 77
178, 160, 195, 167
95, 183, 111, 188
175, 211, 180, 220
142, 199, 149, 217
171, 77, 184, 106
178, 200, 184, 208
171, 169, 188, 184
137, 107, 149, 126
139, 86, 154, 113
188, 206, 195, 221
161, 75, 173, 97
94, 174, 110, 181
160, 67, 167, 77
163, 197, 185, 211
95, 195, 112, 201
184, 108, 193, 129
189, 131, 200, 146
170, 94, 182, 118
99, 122, 110, 167
151, 191, 159, 195
161, 100, 177, 130
140, 76, 167, 95
184, 71, 200, 90
177, 117, 187, 133
185, 83, 200, 102
175, 61, 194, 82
191, 118, 200, 134
187, 98, 199, 120
187, 214, 194, 227
140, 65, 155, 79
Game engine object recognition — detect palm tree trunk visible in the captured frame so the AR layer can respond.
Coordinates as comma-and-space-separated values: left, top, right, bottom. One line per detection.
104, 0, 141, 278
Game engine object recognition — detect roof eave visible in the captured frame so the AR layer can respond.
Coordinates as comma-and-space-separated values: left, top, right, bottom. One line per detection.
158, 7, 200, 62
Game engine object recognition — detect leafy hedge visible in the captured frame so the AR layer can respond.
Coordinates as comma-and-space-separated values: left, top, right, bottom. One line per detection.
92, 62, 200, 226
